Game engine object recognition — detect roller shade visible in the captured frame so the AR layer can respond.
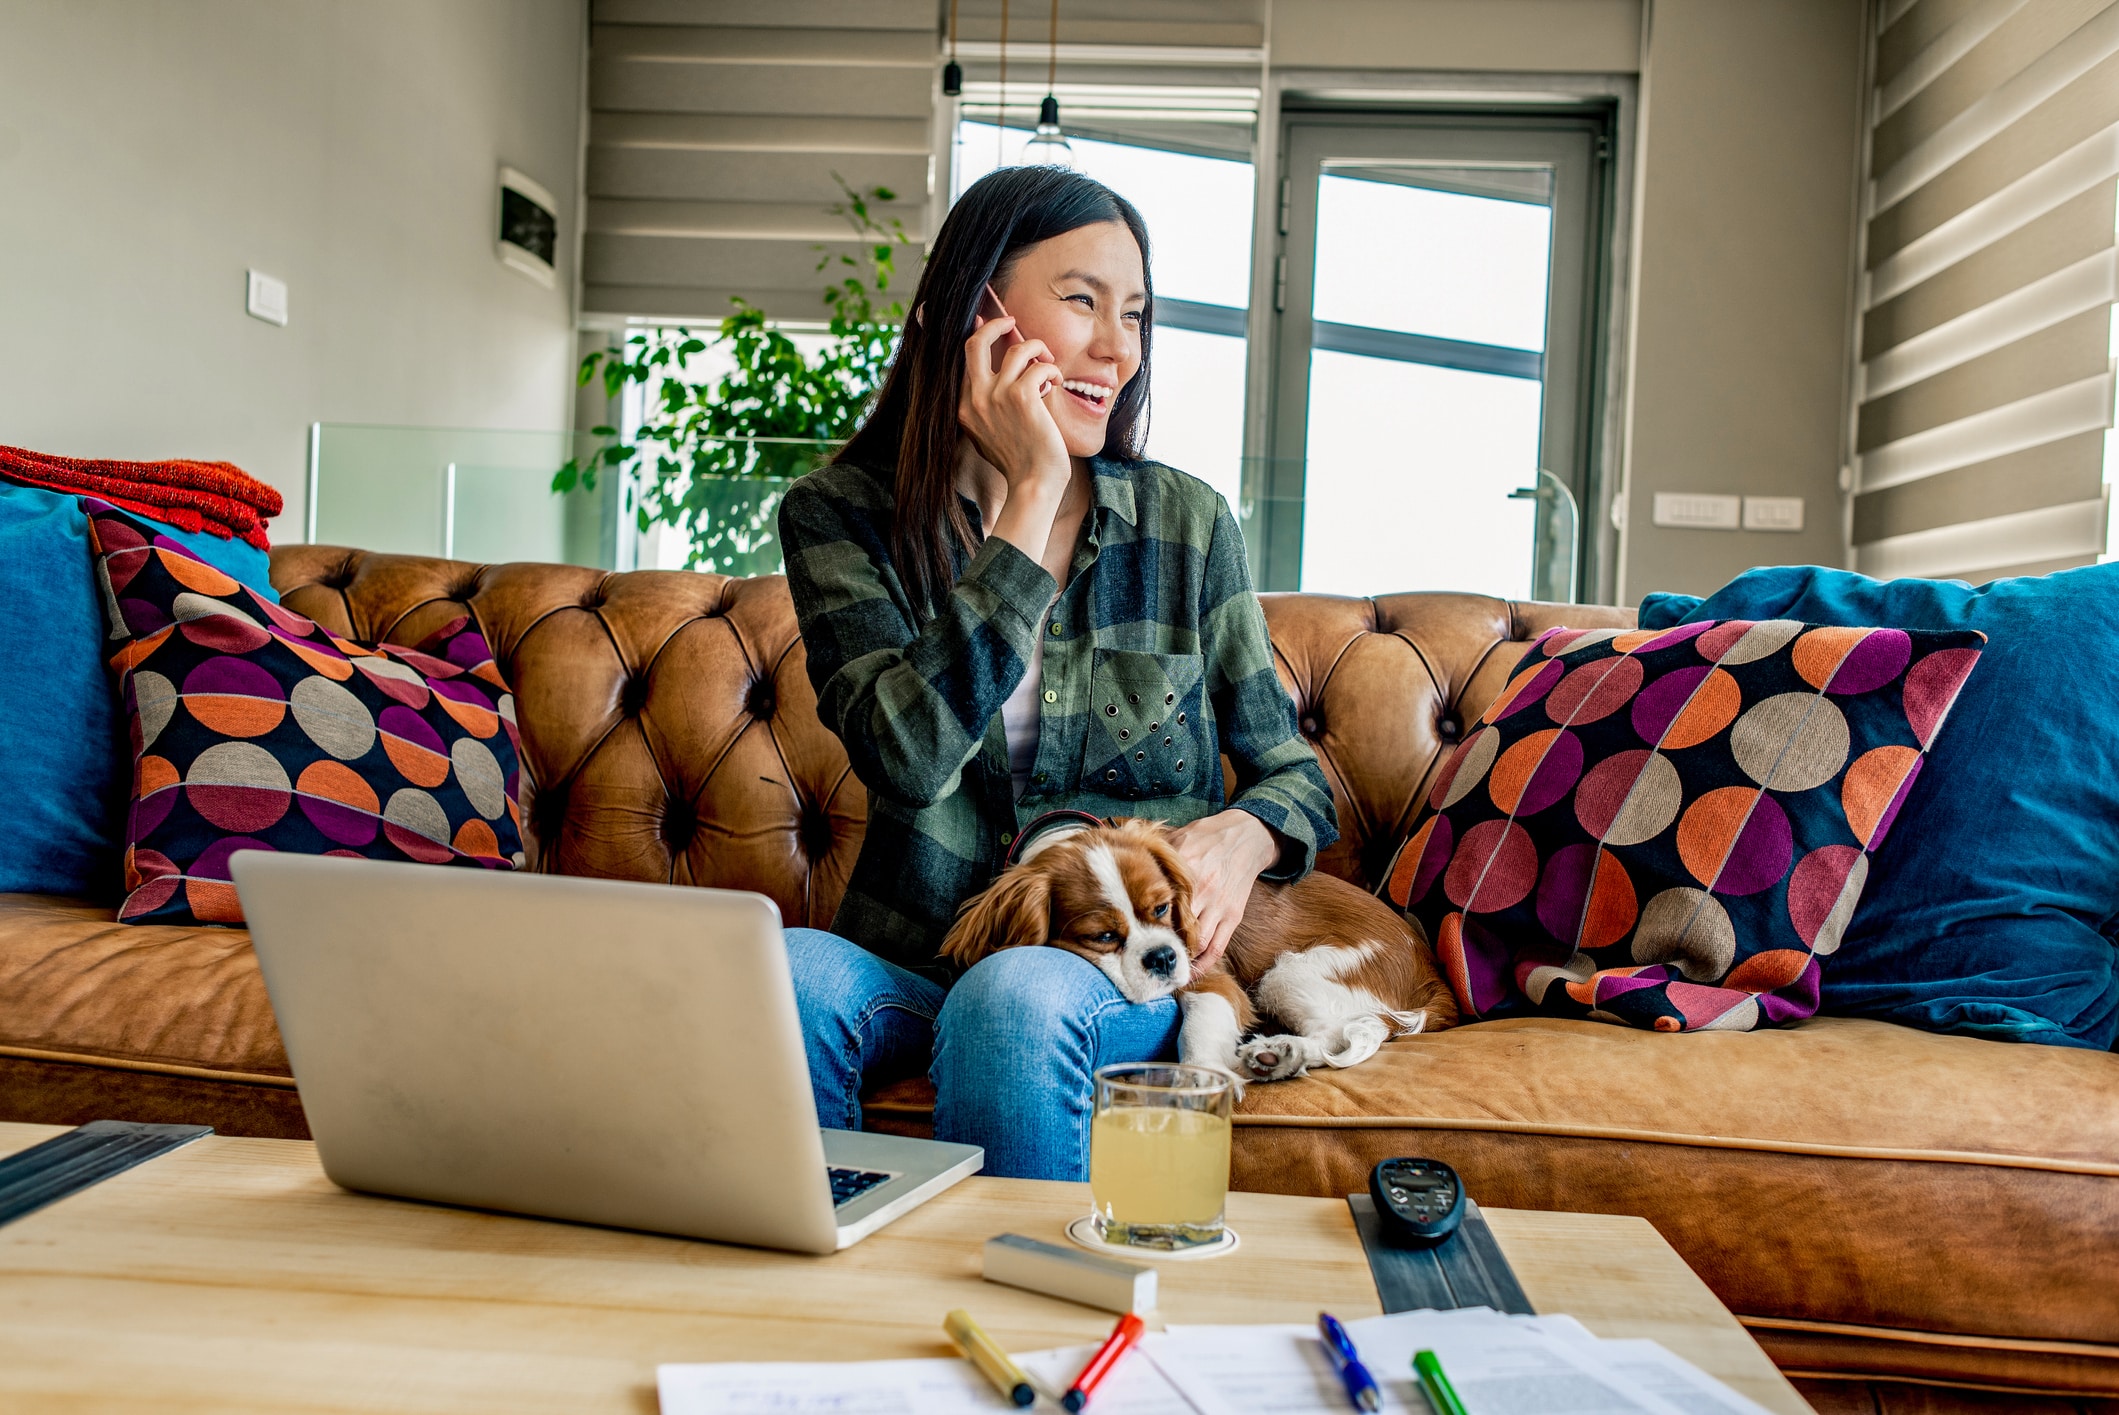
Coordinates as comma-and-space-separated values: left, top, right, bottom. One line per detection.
948, 0, 1266, 162
1851, 0, 2119, 581
581, 0, 938, 324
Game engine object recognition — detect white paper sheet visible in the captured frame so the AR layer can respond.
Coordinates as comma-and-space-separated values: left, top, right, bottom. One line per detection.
659, 1341, 1204, 1415
658, 1357, 1015, 1414
660, 1311, 1765, 1415
1017, 1341, 1202, 1414
1342, 1313, 1699, 1415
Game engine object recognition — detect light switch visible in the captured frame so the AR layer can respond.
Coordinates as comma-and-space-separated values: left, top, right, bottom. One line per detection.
246, 269, 288, 326
1743, 496, 1805, 532
1651, 493, 1740, 530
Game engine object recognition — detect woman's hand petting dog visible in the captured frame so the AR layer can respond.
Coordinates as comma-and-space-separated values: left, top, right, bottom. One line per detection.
1167, 809, 1279, 973
941, 819, 1458, 1085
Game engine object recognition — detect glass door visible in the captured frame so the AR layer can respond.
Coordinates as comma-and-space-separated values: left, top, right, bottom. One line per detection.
1257, 114, 1608, 599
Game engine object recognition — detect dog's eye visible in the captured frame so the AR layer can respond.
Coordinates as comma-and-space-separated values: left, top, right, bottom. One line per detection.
1152, 904, 1169, 919
1093, 930, 1121, 943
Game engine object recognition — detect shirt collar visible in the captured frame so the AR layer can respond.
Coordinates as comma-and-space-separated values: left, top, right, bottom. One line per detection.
1089, 457, 1138, 527
952, 458, 1137, 536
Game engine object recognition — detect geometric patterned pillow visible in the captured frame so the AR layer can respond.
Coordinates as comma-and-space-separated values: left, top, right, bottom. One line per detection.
83, 500, 523, 925
1382, 619, 1984, 1033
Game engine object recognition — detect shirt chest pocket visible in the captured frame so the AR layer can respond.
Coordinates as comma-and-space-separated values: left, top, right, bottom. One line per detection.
1081, 649, 1206, 801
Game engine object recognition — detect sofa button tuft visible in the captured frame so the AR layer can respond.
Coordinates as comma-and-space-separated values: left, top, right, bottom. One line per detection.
662, 797, 697, 848
745, 677, 776, 722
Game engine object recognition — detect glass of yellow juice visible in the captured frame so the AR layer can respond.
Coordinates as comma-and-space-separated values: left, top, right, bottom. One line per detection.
1089, 1062, 1235, 1250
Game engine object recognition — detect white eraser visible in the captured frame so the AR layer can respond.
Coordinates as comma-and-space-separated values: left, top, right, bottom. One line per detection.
982, 1233, 1156, 1314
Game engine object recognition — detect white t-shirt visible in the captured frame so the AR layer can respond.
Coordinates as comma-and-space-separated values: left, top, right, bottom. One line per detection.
1000, 623, 1047, 799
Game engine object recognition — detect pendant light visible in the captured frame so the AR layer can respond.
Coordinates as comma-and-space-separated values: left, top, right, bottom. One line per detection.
1021, 0, 1074, 166
942, 0, 961, 95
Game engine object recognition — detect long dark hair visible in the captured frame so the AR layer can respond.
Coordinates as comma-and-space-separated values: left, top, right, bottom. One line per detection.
837, 166, 1153, 616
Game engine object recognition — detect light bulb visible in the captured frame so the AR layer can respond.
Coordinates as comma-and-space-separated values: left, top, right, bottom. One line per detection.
1021, 94, 1074, 166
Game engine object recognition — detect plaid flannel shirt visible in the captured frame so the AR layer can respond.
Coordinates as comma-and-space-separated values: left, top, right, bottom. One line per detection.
778, 455, 1339, 979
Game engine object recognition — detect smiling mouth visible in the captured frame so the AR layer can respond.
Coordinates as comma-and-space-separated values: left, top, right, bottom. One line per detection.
1060, 378, 1115, 414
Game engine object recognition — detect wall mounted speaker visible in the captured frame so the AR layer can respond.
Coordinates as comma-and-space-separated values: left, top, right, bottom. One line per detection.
497, 166, 557, 288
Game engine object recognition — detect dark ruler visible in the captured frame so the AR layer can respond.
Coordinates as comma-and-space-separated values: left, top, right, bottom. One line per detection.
1346, 1193, 1536, 1315
0, 1119, 212, 1228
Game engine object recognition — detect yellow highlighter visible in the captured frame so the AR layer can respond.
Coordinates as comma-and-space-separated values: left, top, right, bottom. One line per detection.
944, 1308, 1036, 1408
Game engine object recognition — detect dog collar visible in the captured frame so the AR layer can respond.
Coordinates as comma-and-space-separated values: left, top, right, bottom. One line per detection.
1005, 809, 1108, 867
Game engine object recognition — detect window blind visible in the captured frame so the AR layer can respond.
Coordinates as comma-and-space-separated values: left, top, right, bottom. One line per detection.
581, 0, 939, 324
1851, 0, 2119, 581
947, 0, 1267, 165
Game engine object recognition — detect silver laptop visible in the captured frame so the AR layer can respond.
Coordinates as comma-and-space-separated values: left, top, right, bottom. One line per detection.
231, 853, 981, 1253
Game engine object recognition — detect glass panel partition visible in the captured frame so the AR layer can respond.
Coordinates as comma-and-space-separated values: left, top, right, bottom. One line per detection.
308, 425, 833, 575
307, 426, 1578, 602
309, 424, 611, 567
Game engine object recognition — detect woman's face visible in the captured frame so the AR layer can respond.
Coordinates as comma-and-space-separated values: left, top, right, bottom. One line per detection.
992, 220, 1147, 459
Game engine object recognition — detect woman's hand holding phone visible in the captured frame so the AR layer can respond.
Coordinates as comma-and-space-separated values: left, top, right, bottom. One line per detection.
959, 293, 1070, 525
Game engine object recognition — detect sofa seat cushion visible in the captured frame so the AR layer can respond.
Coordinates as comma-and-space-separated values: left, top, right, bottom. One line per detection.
0, 893, 287, 1081
1231, 1015, 2118, 1363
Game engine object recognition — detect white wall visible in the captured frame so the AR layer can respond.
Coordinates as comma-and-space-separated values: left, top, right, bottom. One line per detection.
1270, 0, 1644, 73
0, 0, 586, 541
1616, 0, 1866, 600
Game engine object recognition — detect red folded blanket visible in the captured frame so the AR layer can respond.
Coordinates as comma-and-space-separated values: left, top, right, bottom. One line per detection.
0, 444, 283, 550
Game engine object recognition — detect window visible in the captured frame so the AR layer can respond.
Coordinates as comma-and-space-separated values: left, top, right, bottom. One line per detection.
1261, 113, 1612, 598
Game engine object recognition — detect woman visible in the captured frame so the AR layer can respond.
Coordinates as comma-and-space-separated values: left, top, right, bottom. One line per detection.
776, 165, 1337, 1180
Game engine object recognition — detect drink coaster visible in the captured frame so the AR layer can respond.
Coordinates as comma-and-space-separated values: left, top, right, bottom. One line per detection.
1065, 1215, 1241, 1261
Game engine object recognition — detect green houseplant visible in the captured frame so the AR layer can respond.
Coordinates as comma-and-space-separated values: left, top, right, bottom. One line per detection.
554, 182, 916, 574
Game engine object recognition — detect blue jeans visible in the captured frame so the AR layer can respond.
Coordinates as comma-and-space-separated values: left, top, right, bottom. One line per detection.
784, 928, 1182, 1180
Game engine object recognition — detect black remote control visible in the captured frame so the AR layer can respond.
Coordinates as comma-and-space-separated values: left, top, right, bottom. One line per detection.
1368, 1157, 1465, 1248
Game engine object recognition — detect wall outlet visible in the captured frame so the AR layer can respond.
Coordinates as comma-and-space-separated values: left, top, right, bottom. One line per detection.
1743, 496, 1805, 532
246, 269, 288, 326
1651, 492, 1740, 530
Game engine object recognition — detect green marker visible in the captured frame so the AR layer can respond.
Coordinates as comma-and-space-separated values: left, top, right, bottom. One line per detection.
1413, 1349, 1470, 1415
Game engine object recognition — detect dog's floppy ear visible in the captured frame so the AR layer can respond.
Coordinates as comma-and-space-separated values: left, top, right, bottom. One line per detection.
1140, 827, 1201, 957
941, 864, 1053, 968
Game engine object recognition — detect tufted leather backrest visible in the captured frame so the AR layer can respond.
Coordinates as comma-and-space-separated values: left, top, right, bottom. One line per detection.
271, 548, 1633, 919
1263, 593, 1634, 890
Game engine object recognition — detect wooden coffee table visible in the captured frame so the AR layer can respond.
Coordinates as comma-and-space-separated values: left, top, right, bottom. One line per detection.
0, 1122, 1807, 1412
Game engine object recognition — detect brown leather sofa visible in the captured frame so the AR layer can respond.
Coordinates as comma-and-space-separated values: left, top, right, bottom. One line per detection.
3, 546, 2114, 1400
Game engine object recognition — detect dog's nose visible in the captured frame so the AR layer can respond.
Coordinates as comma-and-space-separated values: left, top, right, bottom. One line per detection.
1142, 944, 1177, 977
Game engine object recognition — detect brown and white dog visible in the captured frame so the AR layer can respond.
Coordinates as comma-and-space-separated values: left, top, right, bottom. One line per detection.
941, 817, 1459, 1082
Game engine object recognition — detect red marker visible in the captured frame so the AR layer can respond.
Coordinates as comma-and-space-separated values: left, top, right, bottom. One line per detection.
1062, 1312, 1145, 1412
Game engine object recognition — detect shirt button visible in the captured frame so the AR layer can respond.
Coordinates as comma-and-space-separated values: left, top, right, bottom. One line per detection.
1049, 622, 1062, 636
1043, 689, 1057, 703
1001, 833, 1013, 845
1035, 772, 1049, 784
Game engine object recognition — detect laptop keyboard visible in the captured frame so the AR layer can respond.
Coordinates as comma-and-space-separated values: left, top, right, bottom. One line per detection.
828, 1166, 896, 1208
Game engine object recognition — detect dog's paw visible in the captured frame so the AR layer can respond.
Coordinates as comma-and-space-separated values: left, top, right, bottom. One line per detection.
1237, 1034, 1314, 1082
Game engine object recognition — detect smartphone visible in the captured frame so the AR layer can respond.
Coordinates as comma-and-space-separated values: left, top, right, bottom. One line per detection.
976, 283, 1023, 373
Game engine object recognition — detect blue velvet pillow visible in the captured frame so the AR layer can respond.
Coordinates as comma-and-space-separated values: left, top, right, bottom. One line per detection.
0, 484, 278, 898
1638, 565, 2119, 1049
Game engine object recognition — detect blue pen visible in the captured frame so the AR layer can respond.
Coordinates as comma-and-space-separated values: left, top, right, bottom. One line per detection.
1317, 1312, 1383, 1413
